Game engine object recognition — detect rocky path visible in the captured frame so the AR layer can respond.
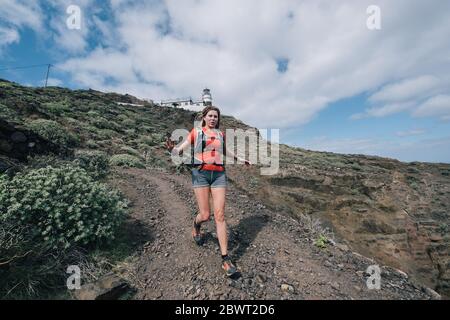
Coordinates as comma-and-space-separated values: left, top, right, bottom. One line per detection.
110, 167, 438, 300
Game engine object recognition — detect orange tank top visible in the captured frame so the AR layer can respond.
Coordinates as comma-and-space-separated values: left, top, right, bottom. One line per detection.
188, 127, 225, 172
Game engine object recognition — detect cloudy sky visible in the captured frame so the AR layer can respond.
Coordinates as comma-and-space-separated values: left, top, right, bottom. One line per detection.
1, 0, 450, 163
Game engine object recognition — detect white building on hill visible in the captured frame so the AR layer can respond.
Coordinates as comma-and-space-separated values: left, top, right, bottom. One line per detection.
160, 88, 212, 111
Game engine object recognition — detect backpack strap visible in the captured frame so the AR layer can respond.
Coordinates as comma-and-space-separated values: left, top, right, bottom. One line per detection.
199, 129, 205, 171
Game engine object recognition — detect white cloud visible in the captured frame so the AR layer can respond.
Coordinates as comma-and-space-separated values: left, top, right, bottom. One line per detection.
53, 0, 450, 129
396, 129, 426, 137
352, 101, 415, 119
351, 74, 450, 120
0, 0, 43, 49
369, 75, 440, 103
46, 77, 63, 86
0, 27, 19, 47
0, 0, 42, 29
3, 0, 450, 131
413, 94, 450, 120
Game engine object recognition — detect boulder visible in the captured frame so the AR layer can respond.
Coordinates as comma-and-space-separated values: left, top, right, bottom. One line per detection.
73, 273, 130, 300
281, 284, 295, 293
11, 131, 27, 143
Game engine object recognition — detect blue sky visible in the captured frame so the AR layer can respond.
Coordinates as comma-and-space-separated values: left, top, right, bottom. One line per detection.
1, 0, 450, 163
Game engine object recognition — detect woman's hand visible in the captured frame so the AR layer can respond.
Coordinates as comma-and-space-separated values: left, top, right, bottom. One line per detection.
165, 136, 175, 153
236, 156, 251, 166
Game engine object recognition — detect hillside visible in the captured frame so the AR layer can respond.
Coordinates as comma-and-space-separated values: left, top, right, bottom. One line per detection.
0, 79, 448, 299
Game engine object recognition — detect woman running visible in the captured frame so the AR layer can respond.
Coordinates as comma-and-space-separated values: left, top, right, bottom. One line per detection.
166, 105, 251, 276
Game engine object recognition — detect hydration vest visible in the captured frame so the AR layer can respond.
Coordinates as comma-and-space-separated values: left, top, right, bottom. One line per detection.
191, 127, 225, 168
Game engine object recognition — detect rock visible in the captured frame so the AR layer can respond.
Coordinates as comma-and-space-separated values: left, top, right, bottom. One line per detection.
429, 234, 443, 242
424, 287, 441, 300
0, 141, 12, 153
394, 268, 408, 279
256, 274, 267, 284
73, 273, 129, 300
322, 176, 333, 186
0, 159, 12, 172
243, 278, 253, 287
11, 131, 27, 143
331, 282, 340, 291
281, 284, 295, 293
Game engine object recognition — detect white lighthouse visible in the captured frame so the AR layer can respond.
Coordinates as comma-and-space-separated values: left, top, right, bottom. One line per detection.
202, 88, 212, 106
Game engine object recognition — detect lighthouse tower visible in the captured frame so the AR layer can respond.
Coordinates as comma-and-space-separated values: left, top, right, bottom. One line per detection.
202, 88, 212, 106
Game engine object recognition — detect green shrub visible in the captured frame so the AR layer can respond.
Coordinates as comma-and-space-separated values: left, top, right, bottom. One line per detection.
407, 167, 420, 174
71, 101, 90, 112
0, 103, 20, 121
85, 139, 99, 149
249, 176, 259, 188
139, 133, 164, 147
121, 119, 135, 128
140, 125, 153, 133
91, 117, 120, 131
120, 146, 141, 157
0, 81, 13, 87
315, 234, 328, 249
27, 119, 78, 147
40, 102, 70, 115
138, 144, 153, 153
116, 114, 129, 122
74, 150, 110, 179
87, 110, 100, 118
110, 154, 145, 168
97, 128, 118, 140
0, 165, 127, 249
124, 129, 136, 136
26, 154, 71, 170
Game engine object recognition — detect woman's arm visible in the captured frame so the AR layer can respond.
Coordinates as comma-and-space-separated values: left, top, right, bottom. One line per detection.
165, 133, 191, 156
225, 147, 251, 166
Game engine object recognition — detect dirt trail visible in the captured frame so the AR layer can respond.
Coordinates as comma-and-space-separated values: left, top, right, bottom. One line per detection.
110, 167, 437, 300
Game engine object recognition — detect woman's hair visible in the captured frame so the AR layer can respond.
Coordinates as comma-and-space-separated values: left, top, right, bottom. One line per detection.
200, 105, 221, 128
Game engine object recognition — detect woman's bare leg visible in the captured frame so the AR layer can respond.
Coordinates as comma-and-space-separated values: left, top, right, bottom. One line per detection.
210, 187, 227, 255
193, 187, 211, 229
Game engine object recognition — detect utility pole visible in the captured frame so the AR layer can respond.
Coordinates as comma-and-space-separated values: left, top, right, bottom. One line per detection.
45, 64, 52, 87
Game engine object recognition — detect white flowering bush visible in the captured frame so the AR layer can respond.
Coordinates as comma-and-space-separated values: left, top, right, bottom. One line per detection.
27, 119, 78, 147
74, 150, 110, 179
0, 165, 127, 249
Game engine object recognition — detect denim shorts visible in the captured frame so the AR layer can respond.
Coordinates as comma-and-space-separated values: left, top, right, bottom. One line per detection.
191, 168, 227, 189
